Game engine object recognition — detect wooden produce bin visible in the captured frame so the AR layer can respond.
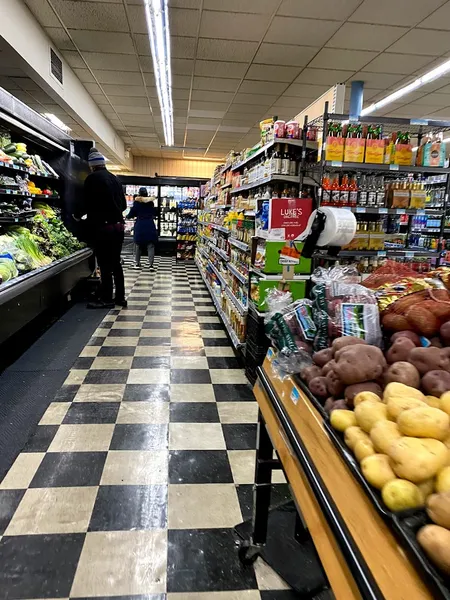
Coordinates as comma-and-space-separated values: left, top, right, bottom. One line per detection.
251, 352, 433, 600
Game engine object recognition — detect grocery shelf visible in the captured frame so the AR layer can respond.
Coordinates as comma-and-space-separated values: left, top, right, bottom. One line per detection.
250, 267, 310, 281
231, 174, 298, 194
231, 138, 314, 172
209, 242, 229, 262
314, 249, 440, 259
227, 262, 247, 284
229, 237, 250, 252
208, 260, 228, 288
195, 257, 243, 350
224, 286, 247, 315
0, 210, 37, 223
0, 159, 59, 179
221, 182, 232, 190
344, 206, 443, 215
210, 223, 230, 234
308, 161, 450, 175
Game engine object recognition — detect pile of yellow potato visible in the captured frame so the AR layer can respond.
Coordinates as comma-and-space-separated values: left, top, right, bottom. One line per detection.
330, 382, 450, 574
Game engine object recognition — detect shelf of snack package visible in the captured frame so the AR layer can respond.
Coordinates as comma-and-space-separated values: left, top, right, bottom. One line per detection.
255, 251, 450, 599
299, 110, 450, 273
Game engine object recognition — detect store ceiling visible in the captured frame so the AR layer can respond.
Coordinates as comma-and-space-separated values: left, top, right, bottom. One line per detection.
11, 0, 450, 162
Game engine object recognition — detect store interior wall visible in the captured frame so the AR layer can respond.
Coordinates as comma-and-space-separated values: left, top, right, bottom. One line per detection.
131, 156, 220, 179
0, 0, 131, 168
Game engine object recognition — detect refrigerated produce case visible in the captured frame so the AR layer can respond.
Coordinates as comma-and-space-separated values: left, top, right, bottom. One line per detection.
120, 177, 206, 256
0, 87, 93, 344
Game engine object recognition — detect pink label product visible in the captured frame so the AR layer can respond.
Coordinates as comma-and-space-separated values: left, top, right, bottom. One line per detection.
274, 120, 286, 138
286, 120, 300, 139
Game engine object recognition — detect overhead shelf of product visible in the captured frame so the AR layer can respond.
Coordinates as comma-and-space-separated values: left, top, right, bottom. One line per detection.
227, 262, 247, 284
308, 161, 450, 175
231, 138, 315, 172
229, 237, 250, 252
231, 174, 299, 194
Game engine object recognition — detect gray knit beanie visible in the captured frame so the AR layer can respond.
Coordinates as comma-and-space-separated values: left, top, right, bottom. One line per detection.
88, 147, 106, 167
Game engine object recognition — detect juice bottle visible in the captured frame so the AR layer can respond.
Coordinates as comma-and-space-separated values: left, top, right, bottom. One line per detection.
339, 173, 350, 207
331, 173, 340, 206
349, 175, 358, 207
322, 172, 331, 206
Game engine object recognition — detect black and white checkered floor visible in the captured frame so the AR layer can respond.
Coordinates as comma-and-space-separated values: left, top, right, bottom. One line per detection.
0, 256, 294, 599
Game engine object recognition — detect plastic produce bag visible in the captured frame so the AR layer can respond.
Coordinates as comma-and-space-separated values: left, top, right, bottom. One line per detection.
264, 288, 314, 374
311, 266, 382, 351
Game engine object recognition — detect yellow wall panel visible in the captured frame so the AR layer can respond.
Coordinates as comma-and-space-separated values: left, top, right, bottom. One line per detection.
132, 156, 219, 179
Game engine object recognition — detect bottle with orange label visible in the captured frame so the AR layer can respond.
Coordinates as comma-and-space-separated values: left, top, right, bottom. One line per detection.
322, 172, 331, 206
339, 173, 350, 207
330, 173, 340, 206
349, 175, 358, 207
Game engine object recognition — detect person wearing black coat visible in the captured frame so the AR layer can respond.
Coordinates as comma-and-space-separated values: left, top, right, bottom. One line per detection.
127, 187, 158, 270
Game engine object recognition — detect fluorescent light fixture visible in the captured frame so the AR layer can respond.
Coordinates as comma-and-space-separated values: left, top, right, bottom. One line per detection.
144, 0, 174, 146
42, 113, 71, 133
361, 57, 450, 117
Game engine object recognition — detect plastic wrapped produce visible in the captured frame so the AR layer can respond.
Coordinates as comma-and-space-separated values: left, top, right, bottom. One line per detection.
311, 266, 382, 351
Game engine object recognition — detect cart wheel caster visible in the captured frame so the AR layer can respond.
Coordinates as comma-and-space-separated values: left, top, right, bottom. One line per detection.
238, 540, 261, 565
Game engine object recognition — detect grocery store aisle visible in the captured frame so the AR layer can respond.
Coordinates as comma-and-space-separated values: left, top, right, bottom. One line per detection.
0, 257, 293, 599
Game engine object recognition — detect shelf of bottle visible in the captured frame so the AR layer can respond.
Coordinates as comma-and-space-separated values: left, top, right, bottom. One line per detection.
221, 183, 232, 190
231, 174, 299, 194
195, 258, 244, 350
210, 223, 230, 234
208, 260, 228, 288
231, 138, 315, 172
309, 161, 450, 175
314, 249, 440, 259
229, 237, 250, 252
340, 206, 444, 216
227, 262, 248, 285
410, 228, 441, 233
224, 286, 248, 315
209, 242, 229, 262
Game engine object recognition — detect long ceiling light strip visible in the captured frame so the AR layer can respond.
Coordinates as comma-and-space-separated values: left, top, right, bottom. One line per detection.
361, 58, 450, 117
143, 0, 174, 146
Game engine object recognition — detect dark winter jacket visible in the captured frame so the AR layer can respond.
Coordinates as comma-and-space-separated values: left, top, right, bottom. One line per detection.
128, 197, 158, 245
76, 168, 126, 226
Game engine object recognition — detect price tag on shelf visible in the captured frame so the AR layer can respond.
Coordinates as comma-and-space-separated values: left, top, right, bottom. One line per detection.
291, 386, 300, 405
389, 164, 400, 171
331, 161, 343, 167
377, 251, 387, 257
14, 218, 18, 222
396, 209, 406, 214
417, 210, 425, 214
379, 208, 388, 214
405, 251, 415, 258
356, 207, 366, 213
5, 189, 10, 194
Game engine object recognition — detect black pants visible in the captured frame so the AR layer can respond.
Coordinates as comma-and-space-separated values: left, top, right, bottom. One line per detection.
94, 223, 125, 302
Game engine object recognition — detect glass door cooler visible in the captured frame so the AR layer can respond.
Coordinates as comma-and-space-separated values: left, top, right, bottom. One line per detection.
124, 184, 158, 240
159, 185, 179, 239
176, 186, 200, 261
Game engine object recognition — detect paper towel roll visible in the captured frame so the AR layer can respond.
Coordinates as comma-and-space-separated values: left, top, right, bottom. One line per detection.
301, 207, 357, 247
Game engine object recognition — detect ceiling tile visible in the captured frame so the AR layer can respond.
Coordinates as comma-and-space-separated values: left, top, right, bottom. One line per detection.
227, 103, 271, 114
126, 4, 147, 34
219, 125, 250, 133
93, 70, 144, 86
200, 11, 270, 41
45, 27, 76, 51
108, 95, 148, 108
89, 94, 110, 106
173, 75, 192, 89
239, 80, 287, 94
295, 68, 354, 85
189, 117, 222, 125
405, 92, 450, 106
349, 0, 446, 26
246, 64, 300, 82
24, 0, 61, 27
425, 107, 450, 119
172, 59, 195, 76
254, 44, 319, 67
61, 50, 85, 69
222, 118, 257, 127
363, 52, 437, 74
172, 88, 190, 100
234, 93, 279, 105
112, 105, 152, 115
72, 68, 96, 84
52, 0, 128, 31
433, 83, 450, 94
197, 39, 258, 62
283, 83, 328, 98
421, 2, 450, 30
169, 7, 200, 37
172, 36, 197, 59
309, 48, 378, 70
389, 104, 450, 118
389, 29, 450, 56
327, 23, 408, 51
265, 16, 341, 46
350, 72, 406, 88
187, 123, 217, 131
78, 52, 140, 71
189, 109, 227, 118
192, 90, 234, 103
121, 114, 155, 125
193, 77, 241, 92
190, 101, 230, 111
194, 60, 248, 79
99, 84, 147, 97
272, 96, 308, 108
204, 0, 278, 12
70, 30, 134, 54
278, 0, 361, 19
